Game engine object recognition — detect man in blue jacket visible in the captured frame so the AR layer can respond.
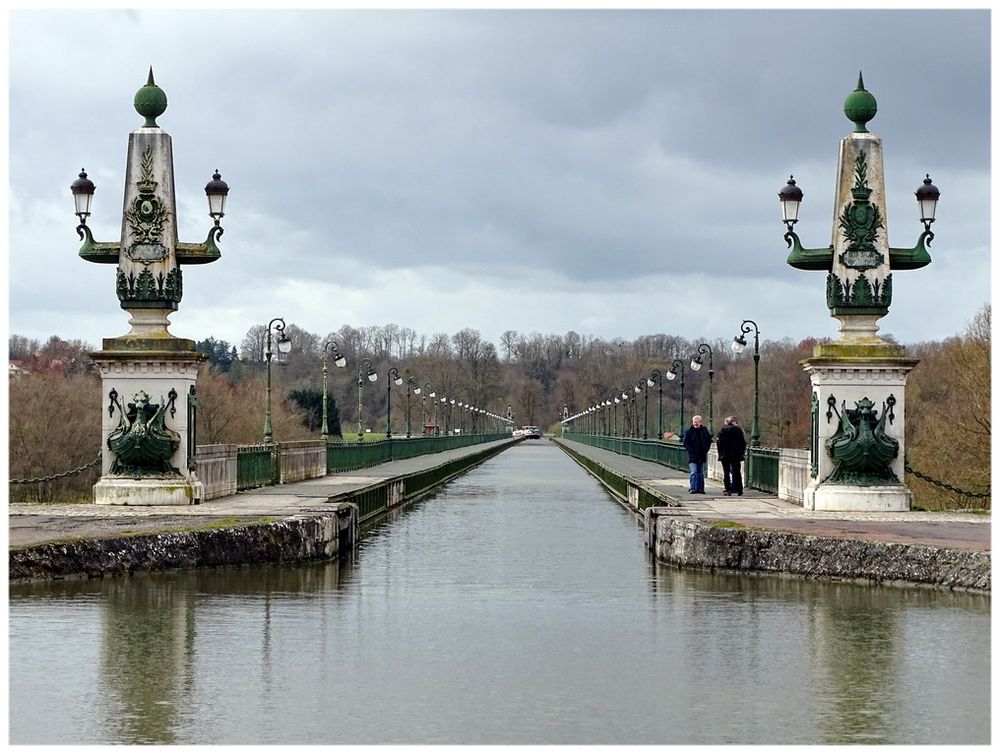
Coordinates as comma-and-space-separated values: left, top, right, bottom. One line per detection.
683, 414, 713, 494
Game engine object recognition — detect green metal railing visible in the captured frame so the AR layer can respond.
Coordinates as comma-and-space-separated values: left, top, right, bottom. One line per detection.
336, 440, 514, 525
747, 447, 779, 494
326, 433, 510, 473
236, 444, 277, 490
558, 441, 664, 512
235, 434, 511, 491
563, 431, 781, 493
563, 432, 688, 471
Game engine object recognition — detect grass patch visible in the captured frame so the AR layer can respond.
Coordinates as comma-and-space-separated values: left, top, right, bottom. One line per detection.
710, 520, 745, 529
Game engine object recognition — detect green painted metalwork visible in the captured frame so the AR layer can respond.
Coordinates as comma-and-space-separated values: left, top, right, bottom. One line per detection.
557, 439, 668, 511
106, 389, 181, 476
563, 432, 688, 472
332, 438, 515, 525
175, 226, 223, 264
237, 444, 277, 490
77, 224, 121, 263
888, 231, 933, 270
825, 397, 900, 485
810, 393, 819, 479
826, 271, 891, 314
784, 230, 833, 270
326, 433, 511, 474
134, 67, 168, 128
843, 71, 877, 133
565, 431, 780, 494
747, 447, 779, 494
187, 385, 198, 472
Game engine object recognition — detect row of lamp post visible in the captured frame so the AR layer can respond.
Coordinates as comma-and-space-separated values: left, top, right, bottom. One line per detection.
260, 327, 450, 444
560, 322, 760, 447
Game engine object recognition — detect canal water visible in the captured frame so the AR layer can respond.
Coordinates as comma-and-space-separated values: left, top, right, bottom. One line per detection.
9, 441, 990, 745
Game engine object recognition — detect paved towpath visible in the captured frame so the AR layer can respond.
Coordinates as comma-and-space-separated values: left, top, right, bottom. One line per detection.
555, 438, 991, 552
8, 439, 515, 548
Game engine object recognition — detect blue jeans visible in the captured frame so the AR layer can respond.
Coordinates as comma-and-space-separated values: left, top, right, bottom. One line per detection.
689, 462, 706, 492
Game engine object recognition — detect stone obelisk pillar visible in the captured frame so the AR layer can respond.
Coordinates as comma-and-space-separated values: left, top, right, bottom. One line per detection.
79, 70, 225, 505
785, 75, 934, 512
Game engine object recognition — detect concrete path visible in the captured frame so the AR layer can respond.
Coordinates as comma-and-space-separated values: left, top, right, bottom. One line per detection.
8, 439, 515, 548
555, 438, 991, 552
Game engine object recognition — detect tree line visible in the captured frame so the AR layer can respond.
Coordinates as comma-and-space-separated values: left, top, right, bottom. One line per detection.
8, 305, 990, 510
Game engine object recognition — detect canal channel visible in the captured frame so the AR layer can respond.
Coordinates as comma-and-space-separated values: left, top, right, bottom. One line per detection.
8, 441, 990, 745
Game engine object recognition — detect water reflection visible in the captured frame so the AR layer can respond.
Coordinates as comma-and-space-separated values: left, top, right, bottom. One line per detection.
649, 562, 989, 745
9, 442, 991, 745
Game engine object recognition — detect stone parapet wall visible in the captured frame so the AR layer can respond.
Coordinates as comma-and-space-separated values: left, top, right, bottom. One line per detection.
195, 444, 238, 500
779, 449, 811, 504
277, 441, 327, 484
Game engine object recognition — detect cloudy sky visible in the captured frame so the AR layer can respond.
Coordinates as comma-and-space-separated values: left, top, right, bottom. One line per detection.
6, 8, 992, 353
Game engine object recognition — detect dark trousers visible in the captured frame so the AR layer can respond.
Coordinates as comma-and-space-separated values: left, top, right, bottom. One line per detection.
722, 459, 743, 494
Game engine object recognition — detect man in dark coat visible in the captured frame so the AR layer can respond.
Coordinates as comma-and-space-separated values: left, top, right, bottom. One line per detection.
682, 414, 713, 494
716, 415, 747, 496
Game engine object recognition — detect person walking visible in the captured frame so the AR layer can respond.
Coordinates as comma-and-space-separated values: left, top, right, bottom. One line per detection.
717, 415, 747, 496
683, 414, 713, 494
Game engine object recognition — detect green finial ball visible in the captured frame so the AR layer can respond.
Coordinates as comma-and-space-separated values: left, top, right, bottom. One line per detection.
134, 67, 167, 127
843, 71, 877, 133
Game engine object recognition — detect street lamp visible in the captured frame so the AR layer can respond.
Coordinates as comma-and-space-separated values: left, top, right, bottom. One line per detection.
205, 170, 230, 227
385, 367, 403, 438
70, 169, 96, 226
357, 358, 378, 441
632, 385, 641, 438
263, 317, 292, 443
321, 339, 347, 441
690, 343, 715, 434
731, 319, 761, 447
665, 359, 685, 436
648, 370, 663, 440
406, 375, 420, 438
421, 383, 434, 435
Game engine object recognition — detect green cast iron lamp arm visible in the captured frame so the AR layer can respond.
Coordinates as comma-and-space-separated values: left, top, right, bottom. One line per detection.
784, 229, 834, 271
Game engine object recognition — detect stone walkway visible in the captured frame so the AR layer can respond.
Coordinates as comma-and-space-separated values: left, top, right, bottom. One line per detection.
555, 438, 991, 552
8, 439, 514, 548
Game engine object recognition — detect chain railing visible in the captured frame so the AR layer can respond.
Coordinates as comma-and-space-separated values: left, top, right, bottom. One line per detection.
9, 454, 102, 485
904, 459, 991, 501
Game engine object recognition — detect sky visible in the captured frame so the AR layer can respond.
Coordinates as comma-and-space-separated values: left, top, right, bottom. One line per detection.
5, 7, 993, 354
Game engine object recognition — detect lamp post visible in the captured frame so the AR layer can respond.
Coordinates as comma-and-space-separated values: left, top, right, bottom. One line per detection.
421, 383, 434, 435
406, 375, 420, 438
731, 320, 761, 447
665, 359, 685, 436
691, 343, 715, 434
648, 370, 663, 440
385, 367, 403, 438
321, 339, 347, 441
632, 385, 641, 438
263, 318, 292, 443
357, 358, 378, 441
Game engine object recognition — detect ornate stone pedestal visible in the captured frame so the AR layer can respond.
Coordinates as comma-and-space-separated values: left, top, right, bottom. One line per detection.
92, 339, 205, 506
802, 343, 917, 512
